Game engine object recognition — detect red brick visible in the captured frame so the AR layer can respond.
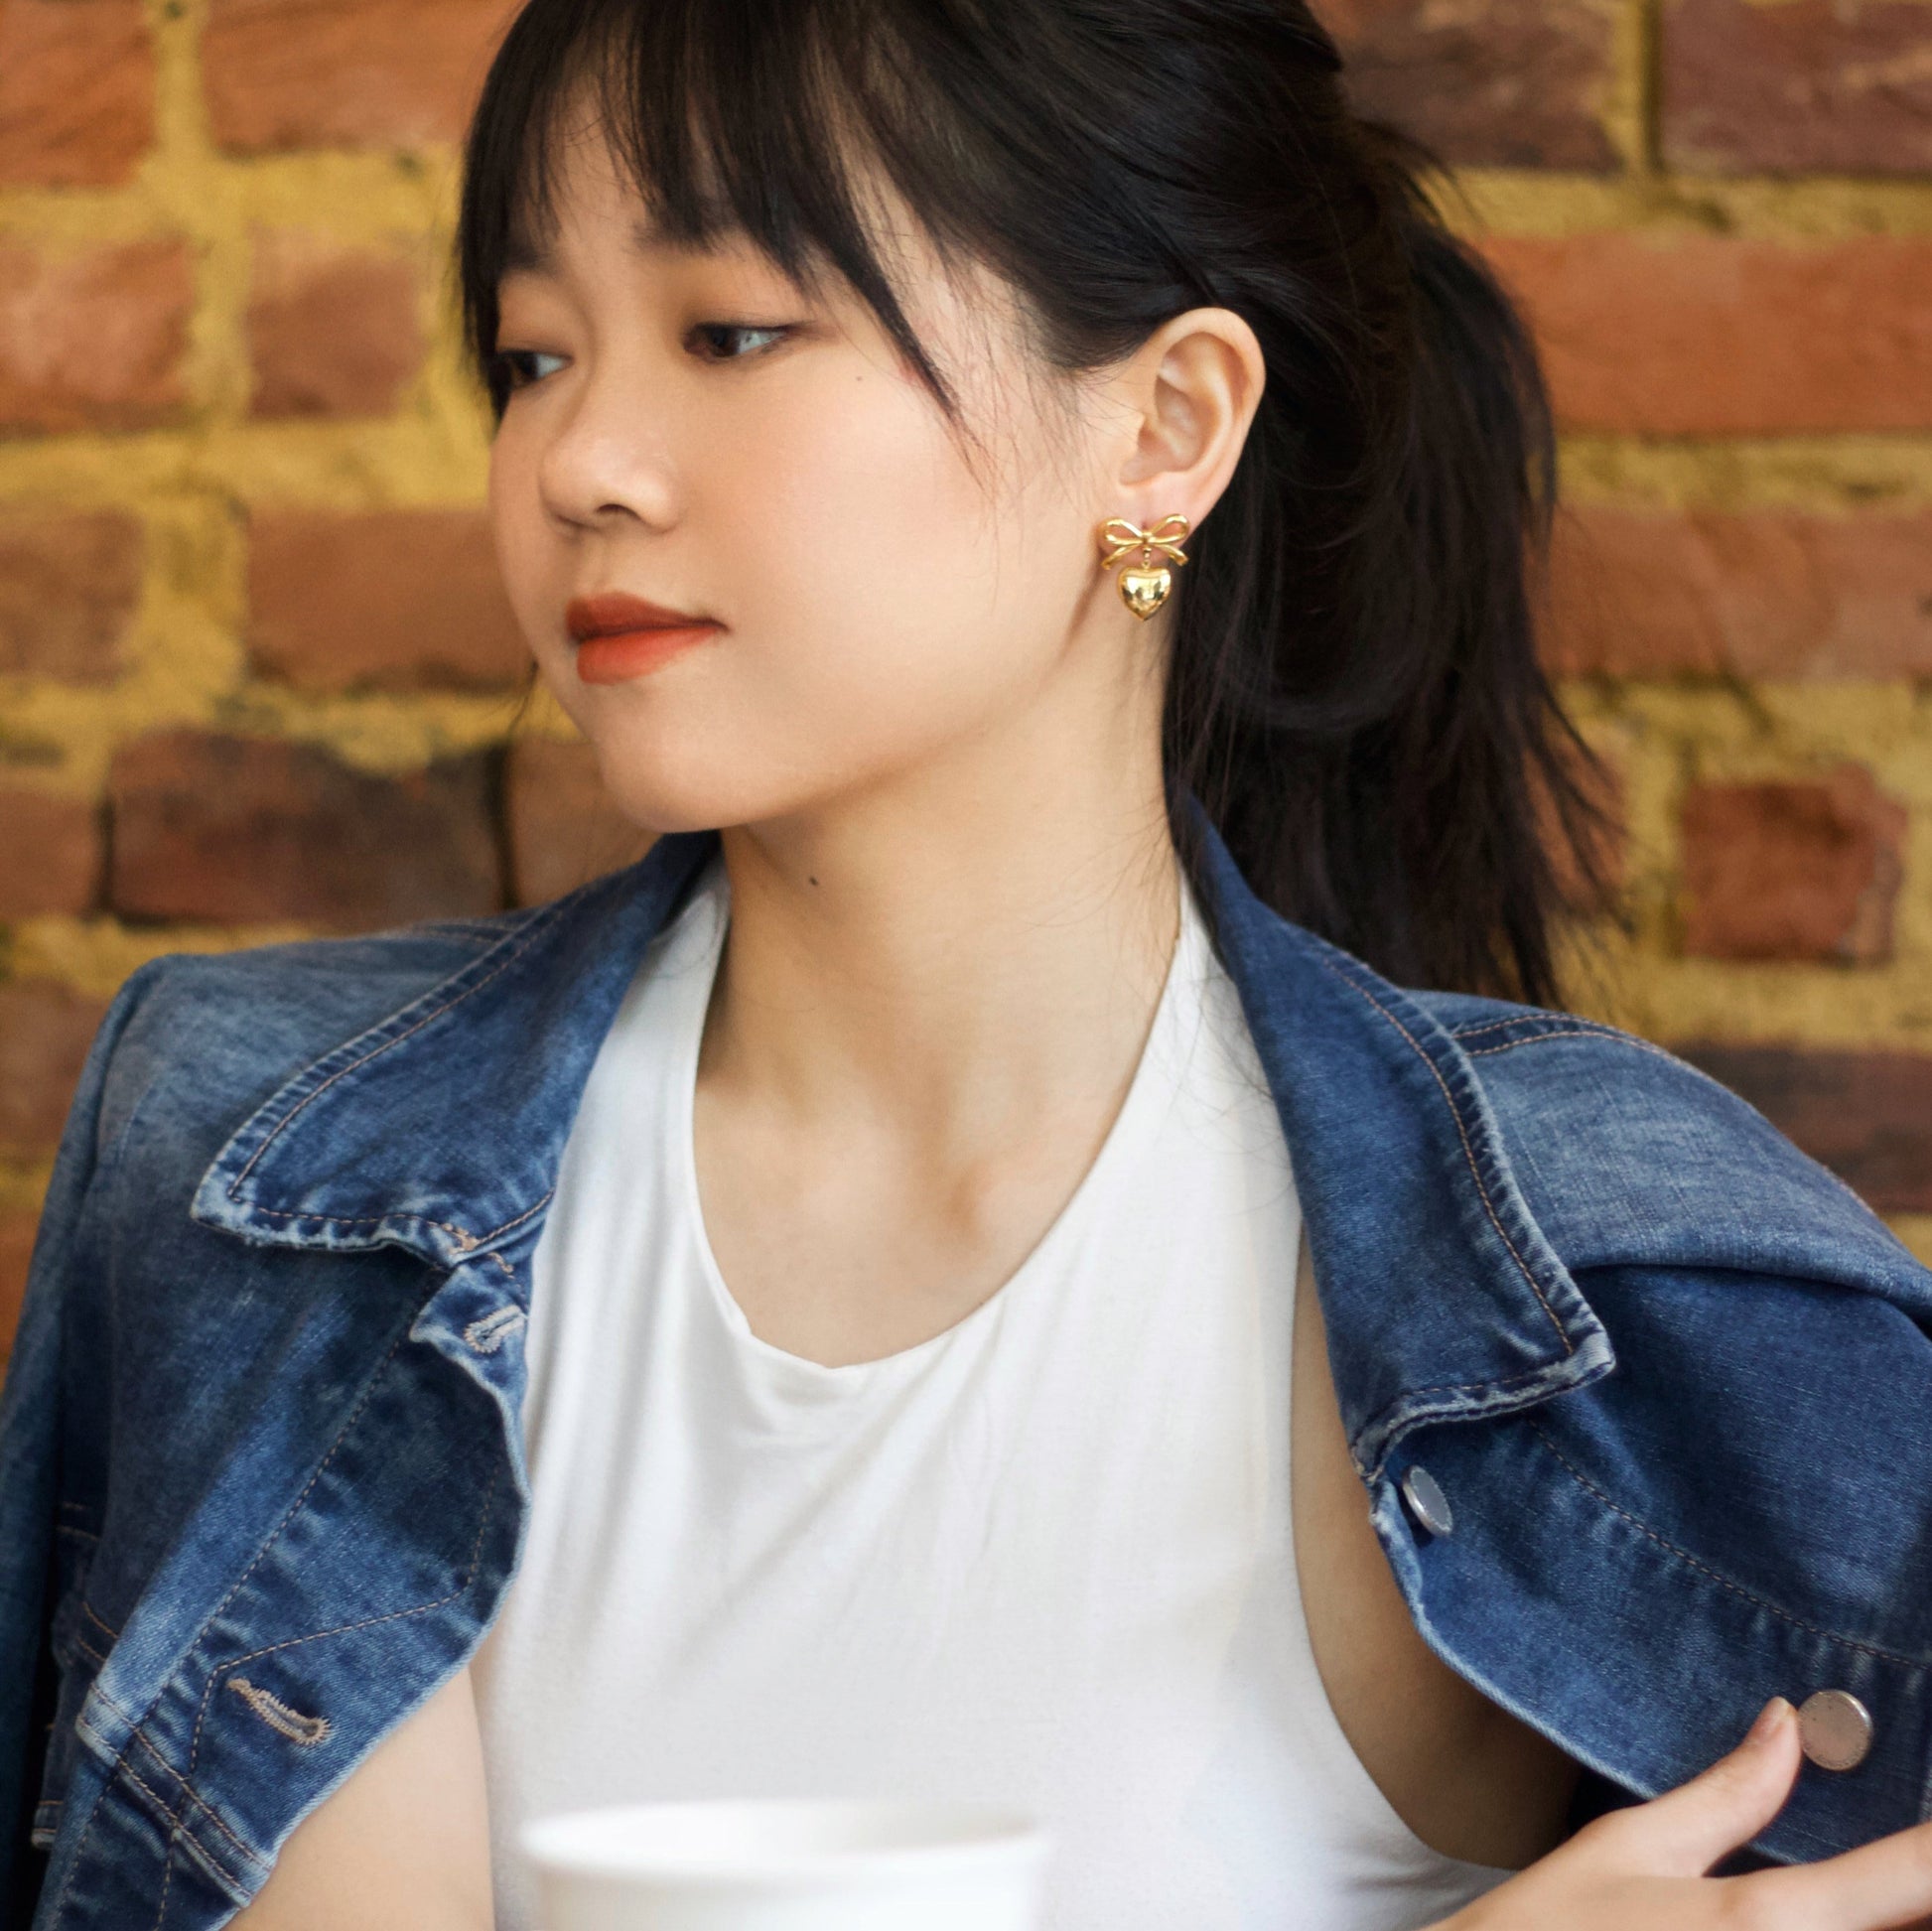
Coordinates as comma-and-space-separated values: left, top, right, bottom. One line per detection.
1325, 0, 1619, 172
0, 0, 154, 187
0, 508, 144, 682
0, 239, 193, 438
1664, 0, 1932, 178
1671, 1042, 1932, 1214
1680, 765, 1906, 965
247, 509, 526, 692
0, 1211, 36, 1368
107, 730, 499, 931
506, 737, 652, 906
1481, 233, 1932, 436
1550, 505, 1932, 681
0, 787, 100, 916
247, 231, 421, 420
0, 981, 110, 1159
204, 0, 518, 154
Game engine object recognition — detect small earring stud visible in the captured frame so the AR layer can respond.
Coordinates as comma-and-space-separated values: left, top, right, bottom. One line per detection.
1097, 514, 1190, 621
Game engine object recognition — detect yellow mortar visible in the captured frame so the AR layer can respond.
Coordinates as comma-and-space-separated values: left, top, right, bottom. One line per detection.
1893, 1217, 1932, 1269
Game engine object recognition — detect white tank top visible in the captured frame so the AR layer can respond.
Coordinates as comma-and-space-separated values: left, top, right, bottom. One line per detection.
470, 857, 1518, 1930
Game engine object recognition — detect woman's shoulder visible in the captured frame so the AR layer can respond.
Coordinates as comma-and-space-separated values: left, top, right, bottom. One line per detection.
93, 906, 547, 1144
1409, 986, 1927, 1307
1388, 992, 1932, 1862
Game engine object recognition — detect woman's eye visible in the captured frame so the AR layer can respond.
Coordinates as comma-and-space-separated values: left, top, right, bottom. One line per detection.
687, 322, 793, 362
494, 348, 567, 391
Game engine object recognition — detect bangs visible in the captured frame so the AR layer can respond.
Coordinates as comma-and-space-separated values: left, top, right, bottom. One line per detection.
456, 0, 1033, 429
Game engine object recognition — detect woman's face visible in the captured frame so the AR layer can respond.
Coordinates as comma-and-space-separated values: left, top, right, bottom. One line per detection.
486, 104, 1159, 838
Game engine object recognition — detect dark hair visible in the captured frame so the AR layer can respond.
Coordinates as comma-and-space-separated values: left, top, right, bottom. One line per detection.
455, 0, 1620, 1005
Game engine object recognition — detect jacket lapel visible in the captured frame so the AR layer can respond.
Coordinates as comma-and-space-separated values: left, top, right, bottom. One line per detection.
1185, 816, 1614, 1476
190, 831, 720, 1281
190, 812, 1612, 1470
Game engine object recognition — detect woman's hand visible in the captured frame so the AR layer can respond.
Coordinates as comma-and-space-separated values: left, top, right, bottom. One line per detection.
1437, 1697, 1932, 1931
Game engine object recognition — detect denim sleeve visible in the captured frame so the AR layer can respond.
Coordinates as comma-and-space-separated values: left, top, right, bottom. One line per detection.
0, 960, 169, 1928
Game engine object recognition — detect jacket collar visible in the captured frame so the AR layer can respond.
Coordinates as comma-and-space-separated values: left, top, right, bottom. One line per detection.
192, 815, 1611, 1475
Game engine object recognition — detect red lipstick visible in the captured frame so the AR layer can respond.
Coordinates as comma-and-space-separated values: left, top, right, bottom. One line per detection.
564, 592, 723, 686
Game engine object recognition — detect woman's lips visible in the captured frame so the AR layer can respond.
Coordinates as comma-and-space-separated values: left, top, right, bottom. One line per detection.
564, 593, 723, 686
574, 623, 721, 685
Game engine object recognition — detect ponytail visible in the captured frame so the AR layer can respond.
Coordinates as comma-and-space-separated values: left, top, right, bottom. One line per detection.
1165, 112, 1619, 1006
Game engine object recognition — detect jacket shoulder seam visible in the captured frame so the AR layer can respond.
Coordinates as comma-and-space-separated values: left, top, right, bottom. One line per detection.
1455, 1023, 1890, 1232
403, 917, 534, 943
1459, 1024, 1687, 1068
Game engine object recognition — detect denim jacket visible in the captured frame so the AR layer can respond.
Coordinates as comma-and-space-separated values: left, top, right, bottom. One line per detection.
4, 817, 1930, 1930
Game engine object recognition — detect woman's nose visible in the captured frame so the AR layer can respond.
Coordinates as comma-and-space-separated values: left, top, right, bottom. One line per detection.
535, 360, 681, 534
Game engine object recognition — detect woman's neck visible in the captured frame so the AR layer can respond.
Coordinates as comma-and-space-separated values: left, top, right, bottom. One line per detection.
700, 737, 1180, 1181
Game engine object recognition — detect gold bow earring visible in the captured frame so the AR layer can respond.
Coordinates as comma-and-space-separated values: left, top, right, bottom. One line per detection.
1097, 514, 1191, 621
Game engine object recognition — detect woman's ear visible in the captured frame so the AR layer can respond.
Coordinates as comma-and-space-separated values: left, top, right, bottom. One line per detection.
1113, 306, 1267, 530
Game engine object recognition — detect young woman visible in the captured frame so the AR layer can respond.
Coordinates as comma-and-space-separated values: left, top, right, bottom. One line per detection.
6, 1, 1932, 1927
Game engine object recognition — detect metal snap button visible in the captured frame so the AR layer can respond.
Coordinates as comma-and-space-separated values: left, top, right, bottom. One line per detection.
1798, 1690, 1872, 1771
1400, 1465, 1453, 1539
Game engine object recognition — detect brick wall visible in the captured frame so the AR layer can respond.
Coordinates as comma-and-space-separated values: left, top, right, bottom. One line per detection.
3, 0, 1931, 1357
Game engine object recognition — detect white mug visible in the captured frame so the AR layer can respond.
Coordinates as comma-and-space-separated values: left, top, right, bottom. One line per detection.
522, 1796, 1054, 1931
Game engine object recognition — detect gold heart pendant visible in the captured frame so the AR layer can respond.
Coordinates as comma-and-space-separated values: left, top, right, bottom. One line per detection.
1097, 514, 1190, 620
1118, 565, 1173, 620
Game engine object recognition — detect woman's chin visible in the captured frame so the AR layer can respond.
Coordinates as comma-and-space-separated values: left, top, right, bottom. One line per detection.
585, 760, 816, 843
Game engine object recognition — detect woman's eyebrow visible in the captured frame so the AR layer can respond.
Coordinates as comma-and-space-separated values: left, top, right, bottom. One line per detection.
498, 200, 765, 282
630, 211, 678, 251
628, 213, 765, 262
498, 209, 673, 276
501, 225, 556, 277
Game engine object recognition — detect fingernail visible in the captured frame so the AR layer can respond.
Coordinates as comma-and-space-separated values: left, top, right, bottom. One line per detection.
1748, 1697, 1792, 1744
